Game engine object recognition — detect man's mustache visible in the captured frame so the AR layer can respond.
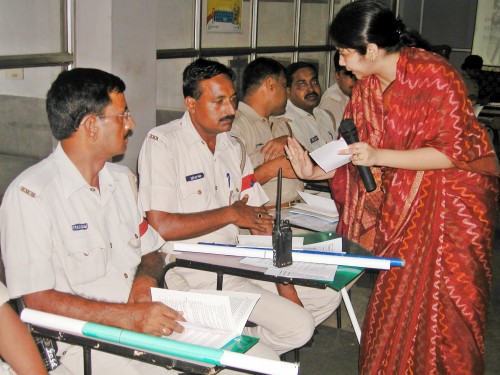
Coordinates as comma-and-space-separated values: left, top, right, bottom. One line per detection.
219, 115, 235, 122
124, 130, 133, 139
305, 92, 319, 100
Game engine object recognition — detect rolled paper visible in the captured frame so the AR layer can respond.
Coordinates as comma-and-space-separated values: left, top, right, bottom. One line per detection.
174, 242, 404, 270
21, 309, 299, 375
21, 308, 86, 335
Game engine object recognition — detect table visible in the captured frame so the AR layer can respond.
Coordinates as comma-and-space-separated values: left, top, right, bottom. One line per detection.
166, 232, 368, 343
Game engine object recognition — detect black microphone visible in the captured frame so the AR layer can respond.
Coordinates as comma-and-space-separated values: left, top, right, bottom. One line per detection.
339, 119, 377, 192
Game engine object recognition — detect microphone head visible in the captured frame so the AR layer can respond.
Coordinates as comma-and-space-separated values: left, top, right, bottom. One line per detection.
339, 118, 356, 134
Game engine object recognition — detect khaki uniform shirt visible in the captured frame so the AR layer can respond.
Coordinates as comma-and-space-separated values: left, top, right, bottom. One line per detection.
0, 144, 163, 302
319, 83, 348, 138
281, 100, 335, 152
231, 102, 303, 205
138, 112, 269, 251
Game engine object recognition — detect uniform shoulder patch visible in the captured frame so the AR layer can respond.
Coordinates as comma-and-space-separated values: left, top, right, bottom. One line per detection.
20, 186, 37, 198
16, 158, 57, 198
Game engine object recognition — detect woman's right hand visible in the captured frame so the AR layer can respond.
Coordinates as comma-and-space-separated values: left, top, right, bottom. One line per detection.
284, 137, 315, 179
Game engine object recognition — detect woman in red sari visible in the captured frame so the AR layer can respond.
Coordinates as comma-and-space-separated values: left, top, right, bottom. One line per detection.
285, 1, 499, 373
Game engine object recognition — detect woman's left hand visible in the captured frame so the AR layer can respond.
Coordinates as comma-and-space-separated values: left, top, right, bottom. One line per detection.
338, 142, 378, 166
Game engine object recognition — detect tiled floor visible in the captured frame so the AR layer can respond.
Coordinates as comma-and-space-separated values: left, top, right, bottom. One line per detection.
297, 227, 500, 374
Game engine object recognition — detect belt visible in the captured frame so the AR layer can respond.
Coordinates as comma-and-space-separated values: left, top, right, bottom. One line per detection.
265, 199, 301, 210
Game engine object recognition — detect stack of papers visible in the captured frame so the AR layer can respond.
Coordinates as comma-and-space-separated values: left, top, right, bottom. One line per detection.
290, 191, 339, 222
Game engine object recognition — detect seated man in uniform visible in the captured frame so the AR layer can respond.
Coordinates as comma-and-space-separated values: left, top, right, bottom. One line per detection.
138, 58, 339, 355
231, 57, 303, 209
0, 68, 274, 374
281, 61, 337, 152
319, 50, 357, 129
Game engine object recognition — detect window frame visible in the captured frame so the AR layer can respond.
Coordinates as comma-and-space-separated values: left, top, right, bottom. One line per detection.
0, 0, 74, 71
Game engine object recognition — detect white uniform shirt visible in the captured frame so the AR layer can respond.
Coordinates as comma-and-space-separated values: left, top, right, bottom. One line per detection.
281, 100, 335, 152
138, 111, 269, 250
319, 83, 349, 137
231, 102, 304, 205
0, 144, 163, 303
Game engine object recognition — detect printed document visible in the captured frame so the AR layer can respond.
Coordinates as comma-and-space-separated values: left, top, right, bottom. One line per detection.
240, 236, 343, 280
240, 257, 338, 281
151, 288, 260, 348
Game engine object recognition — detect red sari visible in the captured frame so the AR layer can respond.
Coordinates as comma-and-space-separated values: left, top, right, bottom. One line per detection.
330, 48, 499, 374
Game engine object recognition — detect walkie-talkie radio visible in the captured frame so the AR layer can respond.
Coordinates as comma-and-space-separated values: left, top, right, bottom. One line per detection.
272, 168, 293, 267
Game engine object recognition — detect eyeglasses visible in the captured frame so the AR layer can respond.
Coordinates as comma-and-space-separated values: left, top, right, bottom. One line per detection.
96, 111, 132, 121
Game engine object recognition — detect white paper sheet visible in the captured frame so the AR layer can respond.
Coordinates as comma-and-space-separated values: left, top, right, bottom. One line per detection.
309, 138, 351, 172
151, 288, 260, 348
296, 191, 337, 212
302, 237, 343, 253
240, 257, 338, 281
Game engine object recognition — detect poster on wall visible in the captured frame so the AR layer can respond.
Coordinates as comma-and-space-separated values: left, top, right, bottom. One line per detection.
472, 0, 500, 67
207, 0, 242, 33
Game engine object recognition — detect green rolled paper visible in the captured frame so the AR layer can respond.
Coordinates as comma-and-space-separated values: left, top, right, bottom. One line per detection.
83, 322, 223, 364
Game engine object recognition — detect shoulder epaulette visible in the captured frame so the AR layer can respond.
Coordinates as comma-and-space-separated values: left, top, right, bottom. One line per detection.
18, 160, 56, 199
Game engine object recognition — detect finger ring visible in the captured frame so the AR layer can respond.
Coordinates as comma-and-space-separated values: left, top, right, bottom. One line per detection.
257, 213, 262, 218
161, 327, 167, 335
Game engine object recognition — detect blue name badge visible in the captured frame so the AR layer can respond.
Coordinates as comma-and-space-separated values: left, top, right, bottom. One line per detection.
186, 172, 204, 182
310, 135, 319, 144
72, 223, 88, 231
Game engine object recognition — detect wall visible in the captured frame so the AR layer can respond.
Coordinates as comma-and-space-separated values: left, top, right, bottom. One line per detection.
76, 0, 157, 171
399, 0, 478, 70
0, 0, 484, 172
155, 0, 333, 112
0, 0, 62, 97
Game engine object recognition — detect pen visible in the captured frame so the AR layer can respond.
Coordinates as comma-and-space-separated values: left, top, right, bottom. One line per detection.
226, 172, 231, 188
